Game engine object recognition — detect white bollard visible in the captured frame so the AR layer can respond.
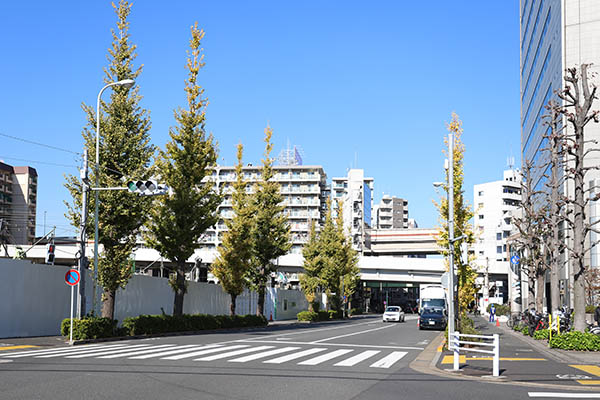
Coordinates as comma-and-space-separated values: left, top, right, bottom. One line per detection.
453, 331, 460, 371
492, 333, 499, 377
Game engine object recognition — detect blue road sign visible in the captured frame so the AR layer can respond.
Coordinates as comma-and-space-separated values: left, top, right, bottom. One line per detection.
65, 269, 80, 286
511, 254, 520, 265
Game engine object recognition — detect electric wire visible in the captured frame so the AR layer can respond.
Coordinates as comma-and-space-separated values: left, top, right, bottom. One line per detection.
0, 156, 78, 169
0, 132, 81, 155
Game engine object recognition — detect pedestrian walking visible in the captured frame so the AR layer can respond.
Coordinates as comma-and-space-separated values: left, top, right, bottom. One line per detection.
489, 303, 496, 323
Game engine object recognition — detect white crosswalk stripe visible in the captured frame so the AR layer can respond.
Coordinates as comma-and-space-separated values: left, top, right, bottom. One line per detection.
195, 346, 274, 361
129, 345, 208, 359
97, 344, 176, 359
334, 350, 380, 367
298, 349, 353, 366
369, 351, 407, 368
162, 345, 245, 360
1, 342, 412, 369
262, 348, 327, 364
64, 345, 153, 359
228, 347, 300, 363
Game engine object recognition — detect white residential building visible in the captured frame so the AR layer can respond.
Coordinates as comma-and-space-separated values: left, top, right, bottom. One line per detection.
473, 169, 522, 309
374, 195, 408, 229
331, 169, 374, 253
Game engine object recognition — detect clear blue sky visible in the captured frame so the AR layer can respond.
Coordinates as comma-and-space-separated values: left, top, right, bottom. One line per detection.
0, 1, 520, 238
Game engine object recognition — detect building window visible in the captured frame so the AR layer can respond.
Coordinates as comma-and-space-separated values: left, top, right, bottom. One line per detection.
479, 215, 484, 220
478, 191, 484, 196
497, 246, 503, 254
496, 233, 502, 240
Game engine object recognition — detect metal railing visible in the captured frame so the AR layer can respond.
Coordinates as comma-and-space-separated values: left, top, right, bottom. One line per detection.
449, 332, 500, 377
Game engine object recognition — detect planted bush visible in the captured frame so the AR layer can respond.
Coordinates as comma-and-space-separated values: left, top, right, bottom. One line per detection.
549, 331, 600, 351
61, 317, 117, 340
533, 329, 551, 340
350, 308, 363, 316
297, 311, 319, 322
486, 303, 510, 316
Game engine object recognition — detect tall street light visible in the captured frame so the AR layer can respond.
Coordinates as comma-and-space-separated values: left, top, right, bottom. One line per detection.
92, 79, 135, 315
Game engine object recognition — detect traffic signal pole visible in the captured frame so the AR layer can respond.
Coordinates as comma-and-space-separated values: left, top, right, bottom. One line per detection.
77, 149, 89, 319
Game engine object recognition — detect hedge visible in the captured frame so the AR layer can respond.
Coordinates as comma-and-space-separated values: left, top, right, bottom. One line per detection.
549, 331, 600, 351
61, 313, 268, 340
297, 309, 344, 322
486, 303, 510, 316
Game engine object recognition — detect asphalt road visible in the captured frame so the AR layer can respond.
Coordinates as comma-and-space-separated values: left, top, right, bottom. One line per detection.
0, 315, 596, 400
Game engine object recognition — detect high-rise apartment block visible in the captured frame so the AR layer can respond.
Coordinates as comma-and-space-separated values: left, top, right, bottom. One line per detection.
331, 169, 374, 252
0, 162, 37, 245
199, 164, 328, 255
373, 195, 408, 229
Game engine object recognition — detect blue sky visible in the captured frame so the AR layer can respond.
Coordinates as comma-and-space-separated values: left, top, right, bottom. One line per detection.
0, 1, 520, 238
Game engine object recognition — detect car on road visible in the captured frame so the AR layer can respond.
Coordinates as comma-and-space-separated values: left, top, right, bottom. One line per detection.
418, 308, 447, 330
382, 306, 405, 322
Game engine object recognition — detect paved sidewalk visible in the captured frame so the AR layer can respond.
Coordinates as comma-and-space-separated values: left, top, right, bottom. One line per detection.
433, 315, 600, 388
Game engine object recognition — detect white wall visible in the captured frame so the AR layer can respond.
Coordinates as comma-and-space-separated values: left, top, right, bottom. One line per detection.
0, 259, 310, 338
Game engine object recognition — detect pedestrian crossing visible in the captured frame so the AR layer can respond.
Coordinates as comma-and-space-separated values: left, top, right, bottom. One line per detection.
0, 342, 411, 369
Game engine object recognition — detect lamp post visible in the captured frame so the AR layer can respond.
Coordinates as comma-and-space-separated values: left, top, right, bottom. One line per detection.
433, 132, 456, 337
92, 79, 135, 315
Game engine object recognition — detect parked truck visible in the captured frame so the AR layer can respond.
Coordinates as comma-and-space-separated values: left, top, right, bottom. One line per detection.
419, 285, 447, 312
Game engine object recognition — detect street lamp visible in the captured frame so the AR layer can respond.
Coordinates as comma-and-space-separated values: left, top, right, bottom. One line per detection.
92, 79, 135, 315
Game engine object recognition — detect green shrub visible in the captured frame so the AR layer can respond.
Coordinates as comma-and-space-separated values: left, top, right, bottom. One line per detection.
297, 311, 319, 322
458, 315, 479, 336
328, 310, 343, 320
61, 317, 117, 340
317, 311, 330, 321
486, 303, 510, 316
349, 308, 363, 316
586, 305, 597, 314
549, 331, 600, 351
311, 301, 321, 312
533, 329, 551, 340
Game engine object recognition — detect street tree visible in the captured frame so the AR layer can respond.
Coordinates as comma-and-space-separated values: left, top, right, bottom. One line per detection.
211, 144, 253, 316
434, 113, 476, 323
64, 0, 153, 320
248, 125, 291, 316
145, 23, 221, 316
555, 64, 600, 331
300, 220, 324, 312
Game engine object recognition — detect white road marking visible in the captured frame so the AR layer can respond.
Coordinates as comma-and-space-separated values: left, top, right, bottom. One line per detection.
298, 349, 353, 365
195, 346, 274, 361
129, 345, 209, 359
162, 345, 248, 360
528, 393, 600, 398
65, 345, 153, 358
263, 348, 327, 364
2, 344, 107, 357
242, 340, 423, 350
244, 320, 376, 341
97, 344, 176, 359
228, 347, 300, 363
311, 325, 394, 343
334, 350, 380, 367
32, 345, 132, 359
369, 351, 407, 368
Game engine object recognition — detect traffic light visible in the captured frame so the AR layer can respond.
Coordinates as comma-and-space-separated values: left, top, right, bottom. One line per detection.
126, 179, 169, 196
45, 243, 55, 265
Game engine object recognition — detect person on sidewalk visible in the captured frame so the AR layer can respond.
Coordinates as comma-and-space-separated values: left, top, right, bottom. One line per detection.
595, 304, 600, 327
489, 303, 496, 322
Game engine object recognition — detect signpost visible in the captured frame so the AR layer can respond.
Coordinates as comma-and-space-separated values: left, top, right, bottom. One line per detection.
511, 254, 520, 265
65, 269, 80, 345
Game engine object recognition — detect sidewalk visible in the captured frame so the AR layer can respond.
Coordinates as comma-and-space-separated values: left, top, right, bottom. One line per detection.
432, 315, 600, 388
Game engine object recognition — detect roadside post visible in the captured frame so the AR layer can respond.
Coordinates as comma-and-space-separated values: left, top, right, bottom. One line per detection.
65, 269, 81, 345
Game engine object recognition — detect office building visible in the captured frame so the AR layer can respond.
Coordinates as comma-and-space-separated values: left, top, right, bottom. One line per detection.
0, 162, 37, 245
331, 169, 374, 253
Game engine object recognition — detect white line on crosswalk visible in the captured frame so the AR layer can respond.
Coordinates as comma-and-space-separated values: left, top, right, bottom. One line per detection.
65, 345, 153, 359
528, 393, 600, 398
3, 344, 107, 358
298, 349, 353, 366
263, 348, 327, 364
369, 351, 407, 368
97, 344, 176, 359
228, 347, 300, 363
334, 350, 380, 367
237, 340, 422, 350
195, 346, 274, 361
129, 345, 210, 359
162, 345, 248, 360
34, 344, 135, 359
311, 326, 394, 343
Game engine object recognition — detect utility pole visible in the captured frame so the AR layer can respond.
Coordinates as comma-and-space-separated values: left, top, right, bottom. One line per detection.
484, 257, 490, 313
448, 132, 456, 335
77, 149, 89, 318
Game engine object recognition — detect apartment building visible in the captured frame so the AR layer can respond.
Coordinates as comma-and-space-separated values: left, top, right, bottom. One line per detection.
373, 195, 408, 229
200, 164, 329, 255
0, 162, 37, 245
473, 169, 522, 308
331, 169, 374, 253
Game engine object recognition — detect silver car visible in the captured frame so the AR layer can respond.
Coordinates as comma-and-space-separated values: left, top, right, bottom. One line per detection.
382, 306, 405, 322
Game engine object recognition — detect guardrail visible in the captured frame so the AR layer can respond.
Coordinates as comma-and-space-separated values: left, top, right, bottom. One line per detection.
449, 332, 500, 377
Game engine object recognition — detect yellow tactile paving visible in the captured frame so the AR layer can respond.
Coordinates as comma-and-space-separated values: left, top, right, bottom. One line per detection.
0, 345, 38, 351
570, 365, 600, 385
441, 355, 545, 364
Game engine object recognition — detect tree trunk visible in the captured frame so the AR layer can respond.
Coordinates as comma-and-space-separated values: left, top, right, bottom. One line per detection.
101, 288, 115, 320
550, 127, 561, 313
230, 294, 237, 316
173, 261, 186, 316
572, 120, 586, 332
536, 270, 545, 313
257, 284, 265, 317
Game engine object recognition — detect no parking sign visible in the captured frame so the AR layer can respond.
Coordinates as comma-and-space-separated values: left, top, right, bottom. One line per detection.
65, 269, 80, 286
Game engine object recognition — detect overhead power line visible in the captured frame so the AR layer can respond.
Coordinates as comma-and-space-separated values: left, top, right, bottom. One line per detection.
0, 156, 78, 169
0, 132, 81, 156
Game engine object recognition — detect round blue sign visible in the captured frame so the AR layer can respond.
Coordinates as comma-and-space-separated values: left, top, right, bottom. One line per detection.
511, 254, 520, 265
65, 269, 80, 286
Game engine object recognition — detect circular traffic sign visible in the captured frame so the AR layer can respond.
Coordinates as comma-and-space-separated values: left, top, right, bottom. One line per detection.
65, 269, 80, 286
511, 254, 520, 265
